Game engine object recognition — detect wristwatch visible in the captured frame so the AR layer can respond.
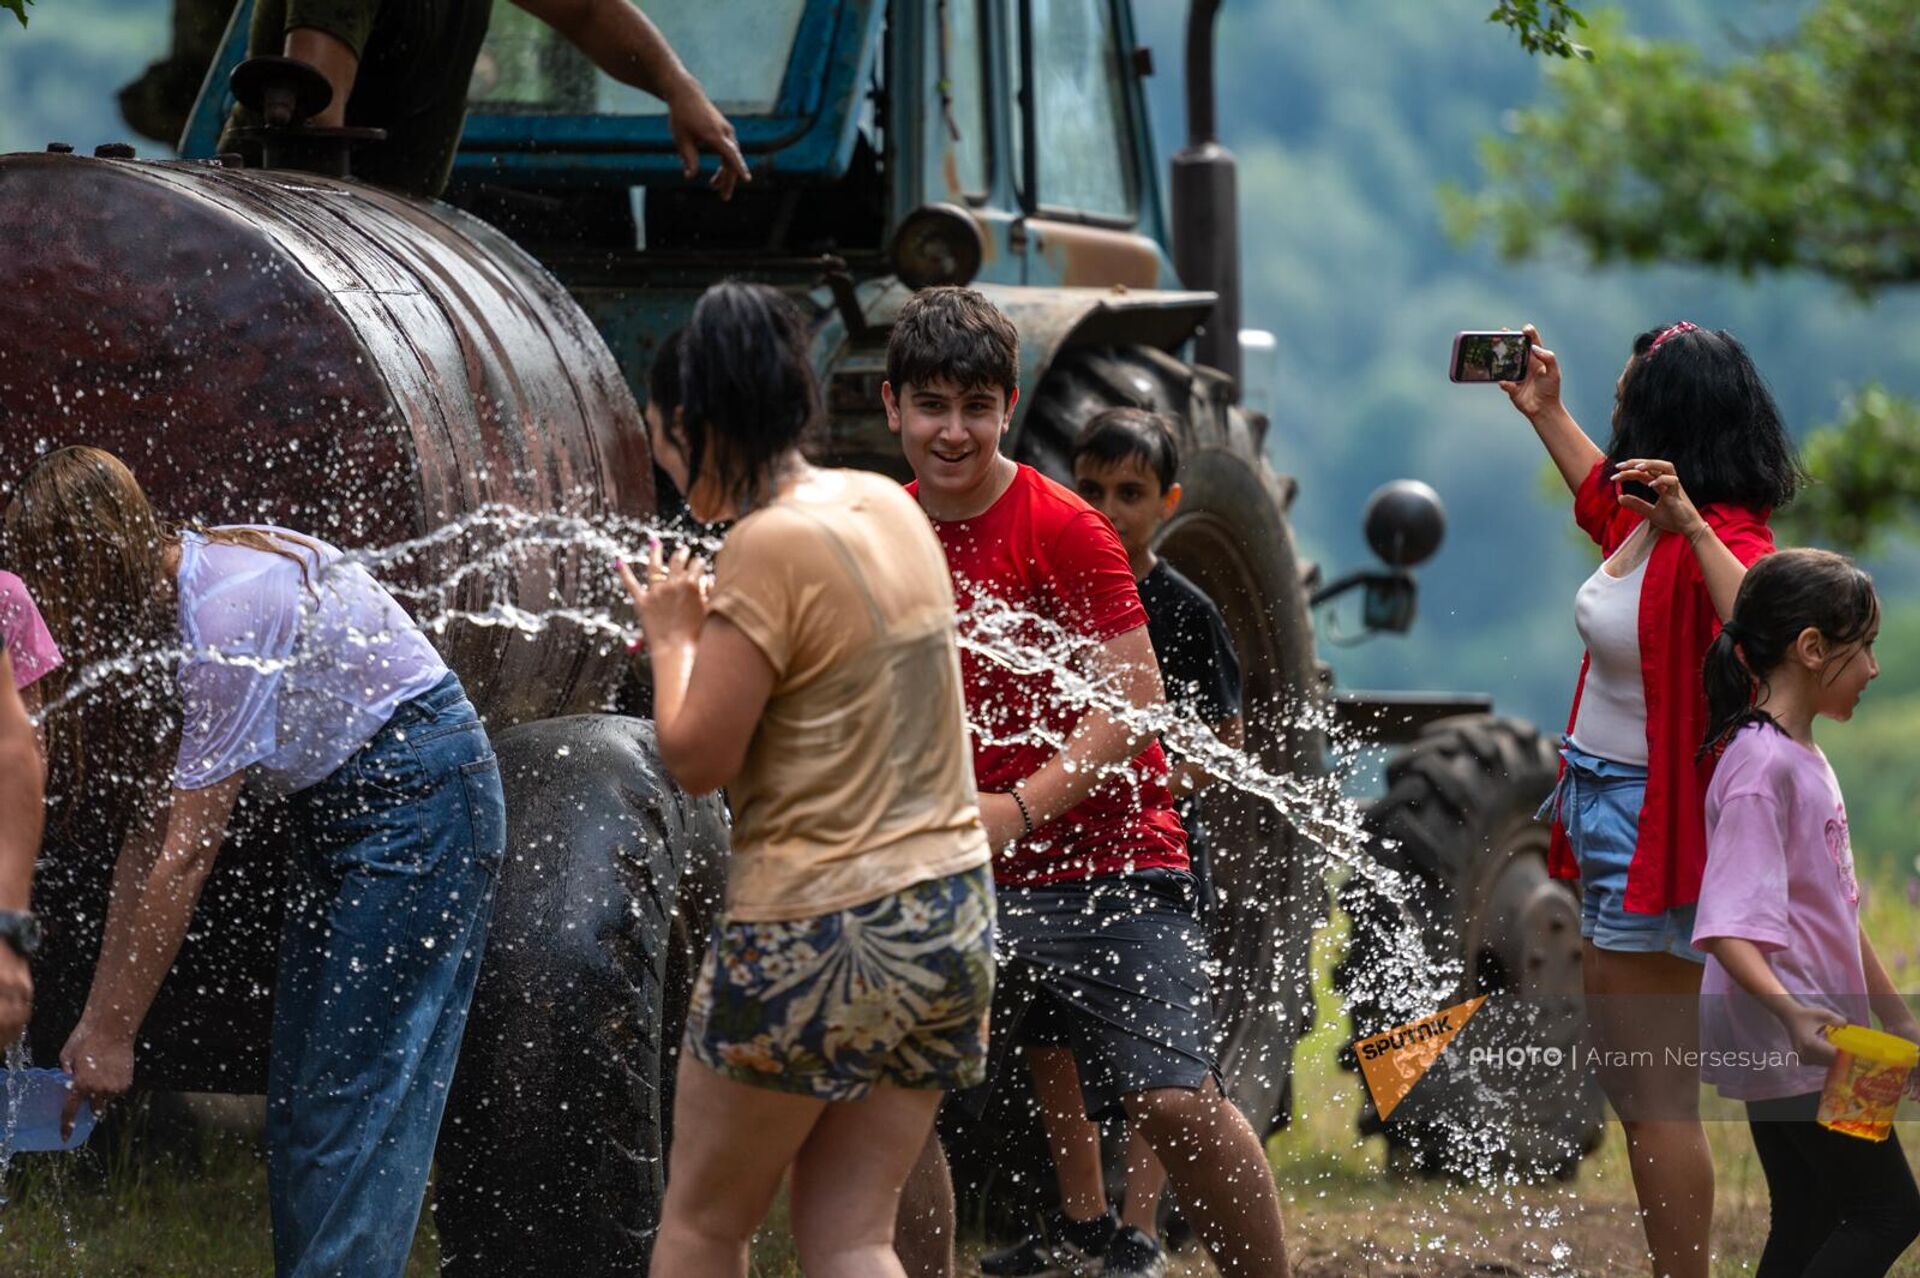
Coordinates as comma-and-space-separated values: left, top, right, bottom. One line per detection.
0, 910, 42, 959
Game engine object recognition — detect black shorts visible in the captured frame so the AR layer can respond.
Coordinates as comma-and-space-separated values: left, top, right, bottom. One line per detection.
963, 870, 1219, 1122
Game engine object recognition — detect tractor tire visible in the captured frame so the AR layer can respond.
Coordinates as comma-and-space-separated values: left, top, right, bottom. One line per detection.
435, 715, 728, 1276
945, 345, 1329, 1228
1334, 714, 1602, 1181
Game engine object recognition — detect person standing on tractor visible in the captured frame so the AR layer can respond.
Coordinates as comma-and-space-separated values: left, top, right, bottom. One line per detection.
971, 407, 1247, 1278
1505, 321, 1799, 1278
220, 0, 751, 201
884, 287, 1290, 1278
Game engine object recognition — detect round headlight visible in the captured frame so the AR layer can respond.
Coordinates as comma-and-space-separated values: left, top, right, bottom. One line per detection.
889, 203, 987, 290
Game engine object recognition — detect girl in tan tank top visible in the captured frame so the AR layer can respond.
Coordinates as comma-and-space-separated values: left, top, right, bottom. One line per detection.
618, 283, 992, 1278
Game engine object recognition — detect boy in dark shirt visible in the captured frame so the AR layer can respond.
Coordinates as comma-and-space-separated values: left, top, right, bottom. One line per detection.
977, 409, 1246, 1278
1074, 406, 1245, 897
885, 288, 1288, 1278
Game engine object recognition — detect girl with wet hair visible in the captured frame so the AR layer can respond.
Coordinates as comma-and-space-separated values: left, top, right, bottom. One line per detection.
622, 281, 994, 1278
1691, 549, 1920, 1277
6, 445, 504, 1278
1504, 321, 1800, 1278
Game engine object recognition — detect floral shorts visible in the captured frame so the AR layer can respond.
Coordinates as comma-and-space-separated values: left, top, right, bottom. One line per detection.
686, 865, 996, 1101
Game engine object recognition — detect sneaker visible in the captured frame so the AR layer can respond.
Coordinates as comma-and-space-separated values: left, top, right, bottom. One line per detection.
978, 1229, 1062, 1277
1101, 1226, 1167, 1278
978, 1211, 1114, 1277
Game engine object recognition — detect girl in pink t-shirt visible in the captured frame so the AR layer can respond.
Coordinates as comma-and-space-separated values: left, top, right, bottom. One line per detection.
1693, 548, 1920, 1276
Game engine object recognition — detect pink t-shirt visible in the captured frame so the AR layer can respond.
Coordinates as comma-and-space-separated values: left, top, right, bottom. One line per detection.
1693, 720, 1869, 1101
0, 571, 62, 690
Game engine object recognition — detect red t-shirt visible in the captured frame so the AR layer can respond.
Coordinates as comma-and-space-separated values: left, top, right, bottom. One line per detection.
906, 464, 1188, 886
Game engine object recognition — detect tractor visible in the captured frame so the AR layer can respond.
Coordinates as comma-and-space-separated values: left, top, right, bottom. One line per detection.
0, 0, 1599, 1270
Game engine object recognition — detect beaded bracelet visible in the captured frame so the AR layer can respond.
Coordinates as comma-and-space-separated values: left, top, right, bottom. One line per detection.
1010, 787, 1034, 837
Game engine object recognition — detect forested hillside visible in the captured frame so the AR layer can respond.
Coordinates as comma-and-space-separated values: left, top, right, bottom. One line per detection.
4, 0, 1917, 875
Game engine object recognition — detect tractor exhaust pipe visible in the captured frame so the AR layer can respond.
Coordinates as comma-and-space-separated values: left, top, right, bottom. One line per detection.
1171, 0, 1241, 395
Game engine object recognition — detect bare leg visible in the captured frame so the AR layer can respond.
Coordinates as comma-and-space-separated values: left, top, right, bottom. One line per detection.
648, 1053, 826, 1278
790, 1085, 946, 1278
1585, 941, 1713, 1278
1119, 1127, 1168, 1237
1123, 1081, 1288, 1277
1028, 1046, 1108, 1221
894, 1129, 956, 1278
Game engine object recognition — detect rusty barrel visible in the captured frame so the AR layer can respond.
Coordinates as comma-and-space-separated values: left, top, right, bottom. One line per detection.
0, 150, 652, 726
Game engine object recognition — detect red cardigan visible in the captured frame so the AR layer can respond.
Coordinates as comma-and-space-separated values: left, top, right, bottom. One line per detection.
1548, 461, 1775, 913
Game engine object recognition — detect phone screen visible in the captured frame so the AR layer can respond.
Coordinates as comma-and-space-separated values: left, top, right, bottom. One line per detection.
1451, 332, 1531, 383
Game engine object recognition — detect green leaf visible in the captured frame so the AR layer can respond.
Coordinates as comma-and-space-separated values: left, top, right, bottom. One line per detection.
1, 0, 32, 29
1458, 0, 1920, 290
1779, 385, 1920, 553
1489, 0, 1593, 60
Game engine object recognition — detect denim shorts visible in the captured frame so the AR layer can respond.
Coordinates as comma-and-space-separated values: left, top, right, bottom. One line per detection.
1541, 741, 1704, 963
686, 865, 996, 1101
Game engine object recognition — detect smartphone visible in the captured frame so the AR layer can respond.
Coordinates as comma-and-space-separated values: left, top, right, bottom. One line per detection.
1449, 331, 1531, 384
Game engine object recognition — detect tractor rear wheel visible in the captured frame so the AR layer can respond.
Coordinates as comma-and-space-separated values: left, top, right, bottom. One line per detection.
1335, 714, 1602, 1180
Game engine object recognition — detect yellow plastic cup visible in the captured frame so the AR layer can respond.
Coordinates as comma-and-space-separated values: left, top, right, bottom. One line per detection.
1817, 1024, 1919, 1142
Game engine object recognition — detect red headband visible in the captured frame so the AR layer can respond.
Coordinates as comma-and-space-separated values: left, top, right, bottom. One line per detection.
1647, 321, 1699, 356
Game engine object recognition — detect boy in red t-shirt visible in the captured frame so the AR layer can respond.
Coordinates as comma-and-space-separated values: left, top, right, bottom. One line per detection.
885, 287, 1290, 1278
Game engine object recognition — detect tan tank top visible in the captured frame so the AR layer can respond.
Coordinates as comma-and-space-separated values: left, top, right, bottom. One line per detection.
706, 469, 988, 921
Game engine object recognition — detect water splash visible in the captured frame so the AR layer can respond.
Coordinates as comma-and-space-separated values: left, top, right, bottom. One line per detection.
19, 504, 1576, 1219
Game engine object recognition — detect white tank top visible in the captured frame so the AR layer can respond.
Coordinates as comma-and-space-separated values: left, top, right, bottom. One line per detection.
1570, 530, 1650, 766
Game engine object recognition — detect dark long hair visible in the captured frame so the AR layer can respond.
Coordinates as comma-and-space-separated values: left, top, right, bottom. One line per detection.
648, 328, 685, 420
1701, 548, 1879, 757
673, 281, 819, 511
1606, 325, 1802, 511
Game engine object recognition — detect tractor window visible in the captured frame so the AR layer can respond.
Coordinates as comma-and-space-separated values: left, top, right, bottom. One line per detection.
1028, 0, 1135, 220
469, 1, 809, 116
943, 0, 992, 199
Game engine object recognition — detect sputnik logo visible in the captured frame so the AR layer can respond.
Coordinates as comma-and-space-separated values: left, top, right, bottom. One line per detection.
1352, 995, 1487, 1122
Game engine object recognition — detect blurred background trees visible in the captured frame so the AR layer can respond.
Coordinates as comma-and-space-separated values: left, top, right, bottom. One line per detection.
1451, 0, 1920, 555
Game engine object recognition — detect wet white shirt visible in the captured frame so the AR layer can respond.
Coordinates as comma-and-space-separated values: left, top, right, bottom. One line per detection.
172, 527, 448, 794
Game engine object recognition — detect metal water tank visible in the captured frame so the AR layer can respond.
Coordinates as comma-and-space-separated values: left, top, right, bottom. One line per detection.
0, 149, 652, 725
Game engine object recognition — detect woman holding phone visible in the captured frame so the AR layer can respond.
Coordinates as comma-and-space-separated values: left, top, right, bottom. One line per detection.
1503, 321, 1800, 1278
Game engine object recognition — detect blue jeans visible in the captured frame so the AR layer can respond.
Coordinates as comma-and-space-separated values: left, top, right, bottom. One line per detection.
1541, 740, 1703, 963
271, 673, 504, 1277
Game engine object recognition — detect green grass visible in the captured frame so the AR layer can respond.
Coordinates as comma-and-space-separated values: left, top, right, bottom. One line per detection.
2, 870, 1916, 1277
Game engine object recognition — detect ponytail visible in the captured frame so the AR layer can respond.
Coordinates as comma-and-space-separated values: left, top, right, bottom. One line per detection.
1700, 621, 1771, 759
1698, 549, 1879, 760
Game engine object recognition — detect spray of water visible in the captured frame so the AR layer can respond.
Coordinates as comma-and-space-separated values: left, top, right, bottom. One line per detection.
11, 505, 1591, 1263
